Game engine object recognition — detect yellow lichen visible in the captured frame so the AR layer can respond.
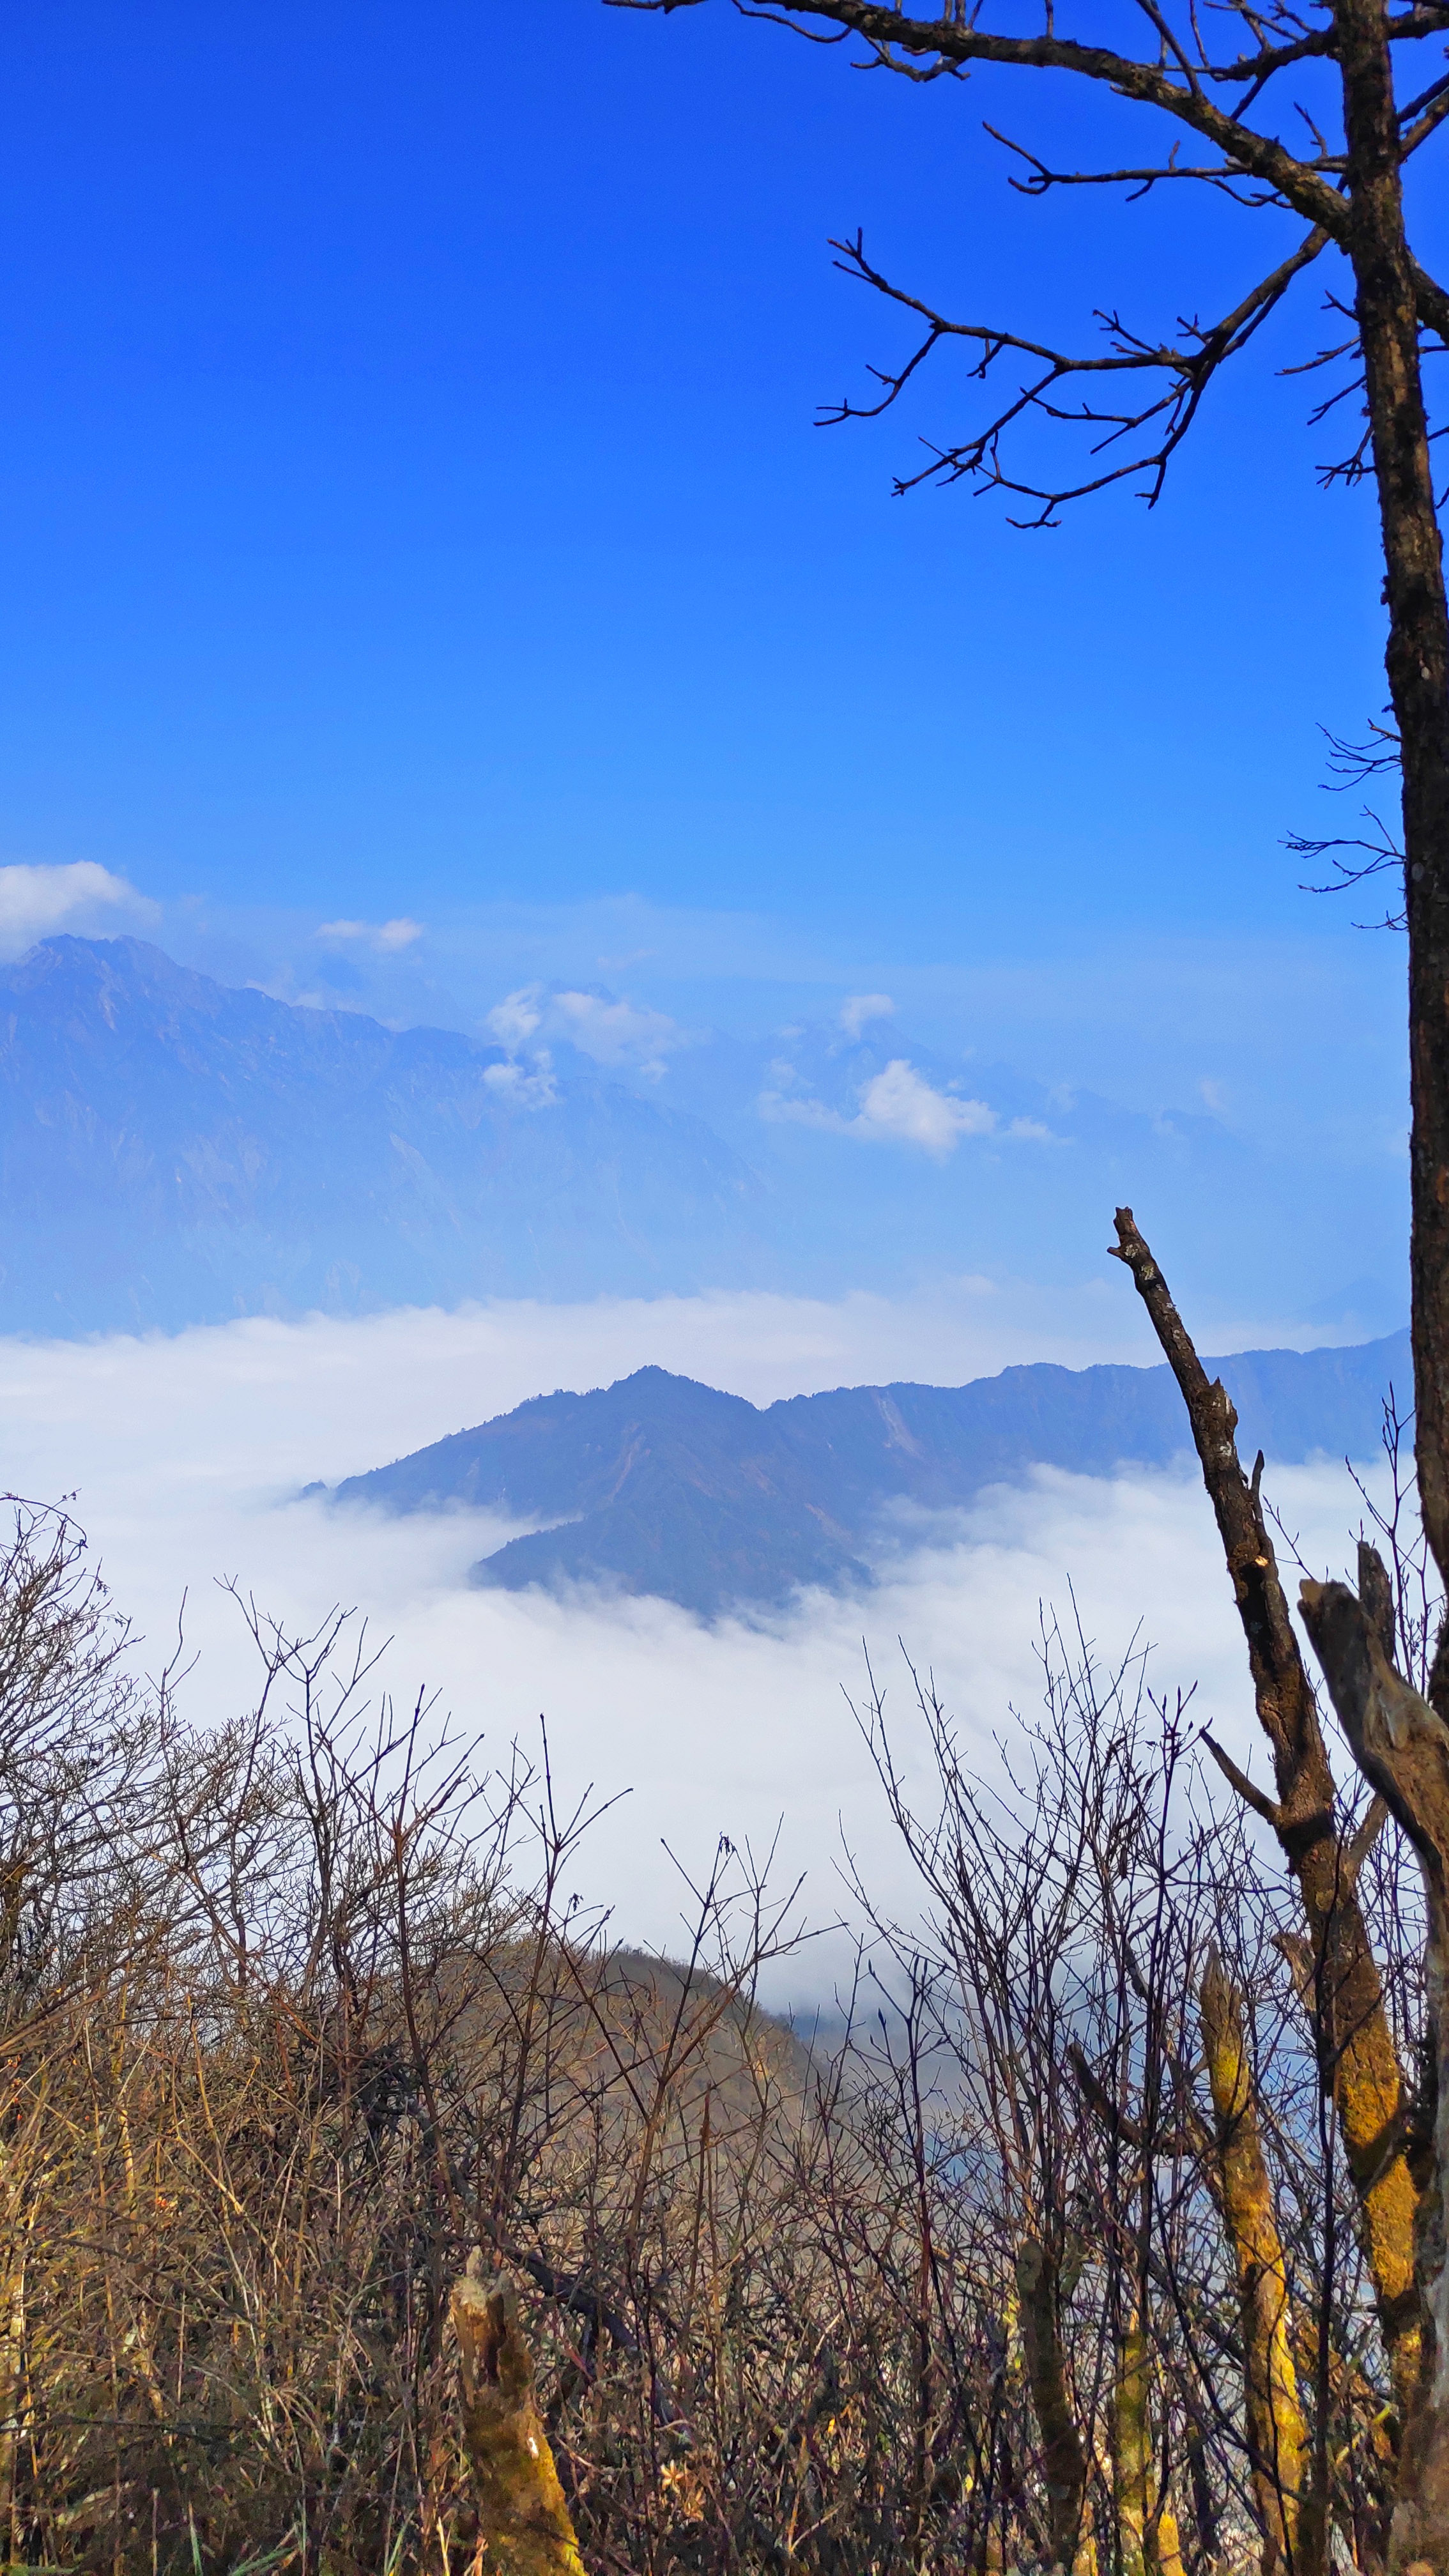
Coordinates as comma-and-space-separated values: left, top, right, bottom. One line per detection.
1200, 1949, 1310, 2576
450, 2256, 587, 2576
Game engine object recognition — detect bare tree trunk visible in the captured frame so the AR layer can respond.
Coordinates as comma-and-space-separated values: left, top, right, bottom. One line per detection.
1116, 2310, 1151, 2576
1111, 1212, 1420, 2416
450, 2257, 587, 2576
1016, 2237, 1094, 2574
1300, 1562, 1449, 2572
1199, 1948, 1314, 2576
1113, 2313, 1183, 2576
0, 2243, 24, 2566
1331, 0, 1449, 1629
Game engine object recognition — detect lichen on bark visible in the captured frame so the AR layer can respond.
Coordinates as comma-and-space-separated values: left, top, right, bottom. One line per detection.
450, 2254, 587, 2576
1199, 1946, 1312, 2576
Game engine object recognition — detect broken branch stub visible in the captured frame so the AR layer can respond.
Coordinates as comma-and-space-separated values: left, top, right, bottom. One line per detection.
451, 2255, 587, 2576
1300, 1558, 1449, 1899
1110, 1209, 1418, 2414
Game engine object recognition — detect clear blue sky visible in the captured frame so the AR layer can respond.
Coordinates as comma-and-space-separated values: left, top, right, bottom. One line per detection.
0, 0, 1395, 926
0, 0, 1421, 1324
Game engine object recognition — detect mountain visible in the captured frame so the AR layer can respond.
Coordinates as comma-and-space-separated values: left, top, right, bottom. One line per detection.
0, 937, 774, 1330
330, 1331, 1411, 1617
0, 932, 1406, 1337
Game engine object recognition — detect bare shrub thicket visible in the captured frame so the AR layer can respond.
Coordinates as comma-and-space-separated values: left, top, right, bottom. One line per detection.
0, 1450, 1433, 2576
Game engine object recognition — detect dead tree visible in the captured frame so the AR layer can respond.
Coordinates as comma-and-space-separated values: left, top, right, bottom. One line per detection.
1110, 1209, 1420, 2430
1105, 1214, 1440, 2569
1199, 1947, 1311, 2576
604, 1, 1449, 1687
1297, 1568, 1449, 2576
599, 22, 1449, 2524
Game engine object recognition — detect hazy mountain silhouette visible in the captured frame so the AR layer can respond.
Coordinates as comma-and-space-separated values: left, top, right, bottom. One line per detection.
0, 933, 1406, 1338
330, 1333, 1409, 1617
0, 937, 773, 1329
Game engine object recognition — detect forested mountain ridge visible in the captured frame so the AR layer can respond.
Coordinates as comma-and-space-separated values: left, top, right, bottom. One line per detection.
331, 1331, 1409, 1616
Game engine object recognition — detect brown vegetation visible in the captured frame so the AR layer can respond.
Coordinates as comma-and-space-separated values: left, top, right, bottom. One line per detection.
4, 1270, 1445, 2576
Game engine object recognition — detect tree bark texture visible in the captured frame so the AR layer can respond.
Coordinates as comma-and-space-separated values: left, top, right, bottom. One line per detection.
1111, 1211, 1420, 2413
1199, 1947, 1314, 2576
450, 2257, 587, 2576
1113, 2311, 1184, 2576
1329, 0, 1449, 1634
1016, 2236, 1094, 2574
1300, 1563, 1449, 2573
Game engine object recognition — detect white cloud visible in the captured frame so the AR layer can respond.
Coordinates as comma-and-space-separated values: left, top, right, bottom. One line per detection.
839, 993, 895, 1039
482, 988, 556, 1105
0, 1297, 1377, 2000
317, 917, 423, 954
552, 990, 680, 1073
484, 986, 678, 1077
482, 1055, 558, 1110
0, 861, 157, 960
486, 986, 544, 1049
856, 1061, 998, 1156
762, 1059, 1025, 1159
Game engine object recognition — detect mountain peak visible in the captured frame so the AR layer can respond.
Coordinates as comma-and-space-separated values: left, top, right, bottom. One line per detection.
331, 1330, 1410, 1619
0, 933, 772, 1330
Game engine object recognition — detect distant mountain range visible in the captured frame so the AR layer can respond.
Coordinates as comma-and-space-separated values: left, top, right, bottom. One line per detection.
0, 936, 773, 1330
328, 1332, 1410, 1617
0, 931, 1406, 1335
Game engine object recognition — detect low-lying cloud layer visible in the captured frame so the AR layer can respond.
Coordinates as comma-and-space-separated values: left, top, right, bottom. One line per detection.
0, 1292, 1380, 1994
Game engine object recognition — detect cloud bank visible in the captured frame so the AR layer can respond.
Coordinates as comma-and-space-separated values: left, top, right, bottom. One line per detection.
0, 1294, 1380, 1995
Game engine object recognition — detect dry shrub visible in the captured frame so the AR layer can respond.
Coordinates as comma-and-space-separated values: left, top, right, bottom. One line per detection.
0, 1502, 1425, 2576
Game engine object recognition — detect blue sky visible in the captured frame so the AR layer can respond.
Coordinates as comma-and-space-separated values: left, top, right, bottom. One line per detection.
0, 0, 1423, 1327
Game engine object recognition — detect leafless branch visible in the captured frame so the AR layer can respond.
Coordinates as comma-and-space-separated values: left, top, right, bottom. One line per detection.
823, 222, 1327, 521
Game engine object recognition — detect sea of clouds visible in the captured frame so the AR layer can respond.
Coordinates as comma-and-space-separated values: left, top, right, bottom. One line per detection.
0, 1289, 1388, 2000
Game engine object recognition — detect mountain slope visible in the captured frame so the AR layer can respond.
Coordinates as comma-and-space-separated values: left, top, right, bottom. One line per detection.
331, 1331, 1410, 1616
0, 934, 1405, 1338
0, 937, 772, 1329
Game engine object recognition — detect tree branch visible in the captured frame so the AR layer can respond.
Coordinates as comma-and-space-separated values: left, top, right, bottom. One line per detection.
1201, 1729, 1287, 1827
608, 0, 1449, 344
825, 224, 1329, 520
1301, 1549, 1449, 1896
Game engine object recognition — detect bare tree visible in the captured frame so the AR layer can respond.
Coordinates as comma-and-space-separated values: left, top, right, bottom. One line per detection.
601, 8, 1449, 2557
601, 0, 1449, 1626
